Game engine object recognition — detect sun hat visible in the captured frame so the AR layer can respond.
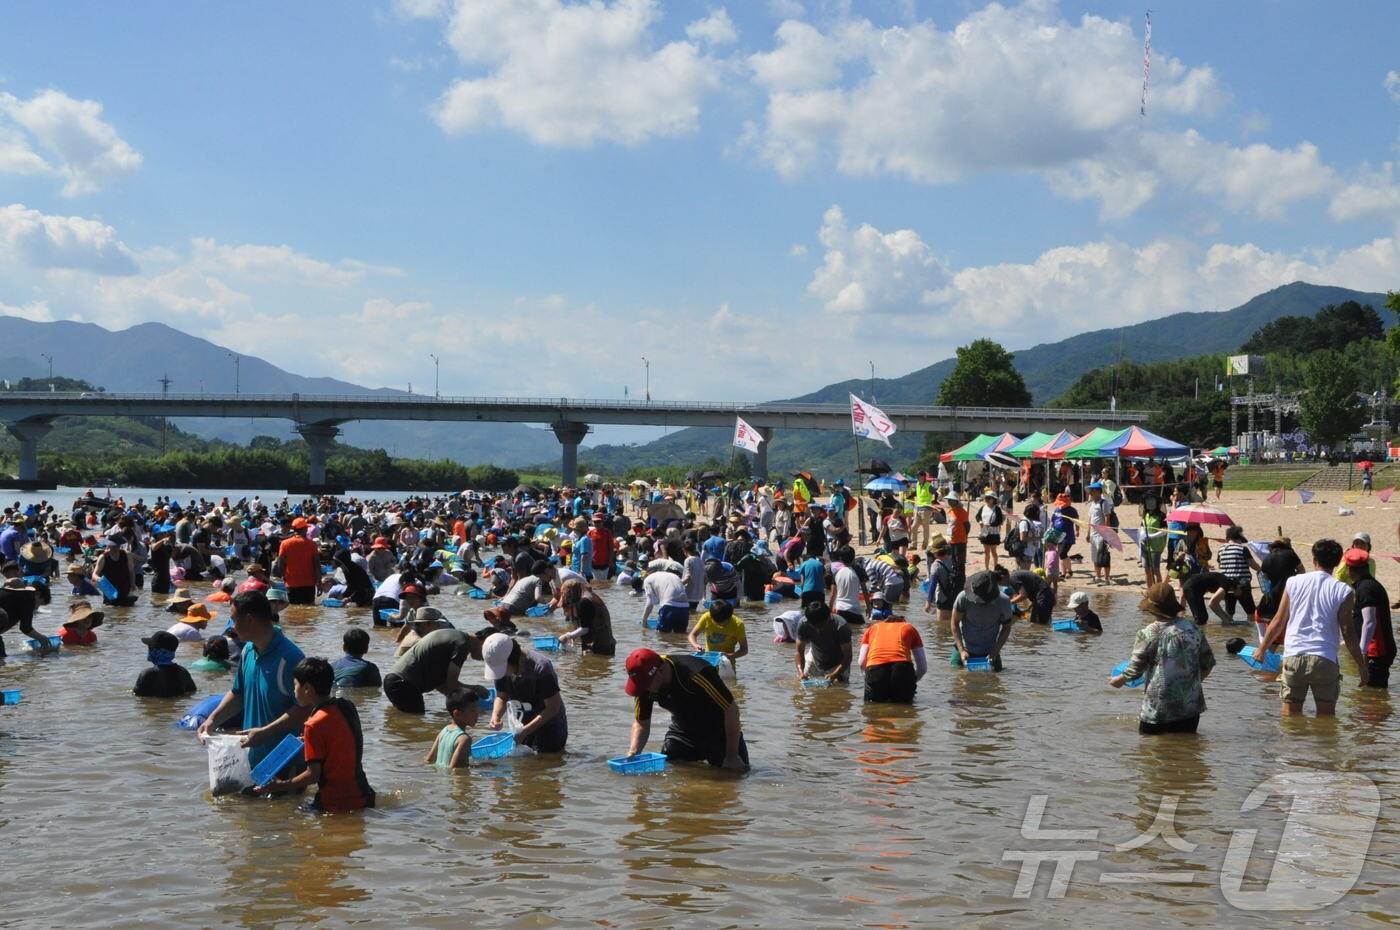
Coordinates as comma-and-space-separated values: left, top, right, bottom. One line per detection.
624, 648, 664, 696
371, 536, 390, 549
1068, 591, 1089, 609
408, 606, 447, 627
142, 630, 180, 651
291, 517, 308, 530
945, 493, 961, 504
1087, 482, 1103, 491
61, 600, 104, 628
65, 563, 86, 578
19, 540, 52, 562
182, 604, 214, 625
1139, 582, 1184, 620
265, 587, 289, 604
167, 588, 194, 610
482, 632, 514, 681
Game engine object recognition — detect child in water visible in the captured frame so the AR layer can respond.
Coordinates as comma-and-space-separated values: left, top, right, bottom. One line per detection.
425, 686, 492, 768
57, 601, 103, 646
190, 635, 233, 671
1068, 592, 1102, 633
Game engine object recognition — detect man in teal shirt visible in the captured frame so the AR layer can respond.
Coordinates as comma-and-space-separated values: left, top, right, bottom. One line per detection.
198, 589, 307, 766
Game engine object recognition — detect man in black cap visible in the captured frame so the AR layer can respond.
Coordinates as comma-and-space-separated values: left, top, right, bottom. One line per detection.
133, 630, 196, 697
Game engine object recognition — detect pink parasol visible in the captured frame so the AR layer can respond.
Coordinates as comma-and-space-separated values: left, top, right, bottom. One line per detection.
1166, 503, 1234, 526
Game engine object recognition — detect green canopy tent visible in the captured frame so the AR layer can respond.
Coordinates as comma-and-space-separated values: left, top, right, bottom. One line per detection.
940, 434, 999, 463
1061, 427, 1130, 460
1005, 432, 1054, 459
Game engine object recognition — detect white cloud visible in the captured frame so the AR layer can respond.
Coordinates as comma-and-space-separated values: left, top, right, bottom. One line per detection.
0, 203, 138, 275
430, 0, 725, 147
807, 205, 949, 313
0, 298, 56, 323
0, 90, 142, 196
748, 3, 1221, 186
1387, 71, 1400, 104
393, 0, 450, 18
686, 8, 737, 45
767, 0, 805, 18
788, 243, 808, 258
1329, 162, 1400, 222
188, 238, 401, 287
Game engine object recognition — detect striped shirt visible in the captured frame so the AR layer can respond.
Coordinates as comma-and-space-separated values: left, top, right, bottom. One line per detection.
1217, 543, 1251, 581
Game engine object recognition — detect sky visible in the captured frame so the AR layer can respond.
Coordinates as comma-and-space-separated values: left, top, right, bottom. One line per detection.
2, 0, 1398, 431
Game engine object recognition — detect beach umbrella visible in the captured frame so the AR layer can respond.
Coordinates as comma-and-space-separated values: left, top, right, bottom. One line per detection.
863, 475, 909, 492
628, 479, 651, 488
582, 473, 603, 485
1358, 460, 1374, 470
1166, 503, 1234, 526
985, 452, 1019, 471
698, 471, 727, 483
512, 484, 540, 495
647, 501, 685, 522
857, 458, 893, 475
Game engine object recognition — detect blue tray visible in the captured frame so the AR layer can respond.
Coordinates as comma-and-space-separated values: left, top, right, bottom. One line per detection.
801, 677, 833, 688
525, 605, 551, 618
177, 694, 223, 730
251, 734, 304, 785
24, 636, 62, 652
965, 657, 993, 672
763, 591, 782, 604
377, 608, 397, 624
470, 732, 515, 761
55, 546, 71, 555
1239, 645, 1283, 674
322, 598, 344, 608
532, 635, 560, 651
1, 689, 20, 705
96, 576, 119, 601
467, 587, 489, 600
479, 687, 496, 710
22, 574, 47, 586
693, 651, 723, 667
1113, 661, 1145, 688
608, 752, 667, 774
1051, 619, 1080, 633
645, 617, 659, 629
225, 545, 239, 558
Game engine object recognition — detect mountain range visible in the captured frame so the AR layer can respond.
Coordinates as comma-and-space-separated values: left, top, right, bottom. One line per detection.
0, 282, 1388, 475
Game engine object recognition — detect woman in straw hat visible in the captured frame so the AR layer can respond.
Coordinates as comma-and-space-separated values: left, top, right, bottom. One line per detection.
1109, 583, 1216, 734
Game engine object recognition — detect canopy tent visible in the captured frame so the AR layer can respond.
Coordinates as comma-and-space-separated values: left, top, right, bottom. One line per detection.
1005, 431, 1054, 459
1102, 426, 1190, 459
980, 433, 1021, 459
940, 433, 998, 463
1061, 427, 1130, 460
1208, 445, 1240, 456
1030, 430, 1081, 460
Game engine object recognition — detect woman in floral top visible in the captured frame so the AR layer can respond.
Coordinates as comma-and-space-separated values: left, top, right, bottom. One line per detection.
1109, 582, 1216, 734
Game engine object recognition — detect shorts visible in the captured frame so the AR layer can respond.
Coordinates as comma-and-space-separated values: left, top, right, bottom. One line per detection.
1090, 540, 1110, 568
837, 608, 864, 626
1366, 655, 1393, 688
1139, 715, 1199, 735
980, 534, 1001, 546
383, 673, 425, 714
1280, 654, 1341, 705
662, 726, 749, 767
656, 604, 689, 634
287, 586, 316, 605
863, 661, 916, 703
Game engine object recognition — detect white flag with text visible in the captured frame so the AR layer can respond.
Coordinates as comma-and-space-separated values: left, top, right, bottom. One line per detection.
850, 394, 896, 447
733, 417, 763, 453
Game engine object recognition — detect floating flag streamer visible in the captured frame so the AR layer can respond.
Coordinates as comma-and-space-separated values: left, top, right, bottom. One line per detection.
850, 394, 896, 447
1297, 489, 1316, 504
733, 417, 763, 454
1379, 486, 1395, 503
1093, 524, 1124, 551
1140, 11, 1152, 117
1266, 487, 1285, 506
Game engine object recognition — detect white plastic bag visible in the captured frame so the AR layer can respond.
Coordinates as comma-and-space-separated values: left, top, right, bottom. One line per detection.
504, 700, 525, 734
206, 734, 253, 796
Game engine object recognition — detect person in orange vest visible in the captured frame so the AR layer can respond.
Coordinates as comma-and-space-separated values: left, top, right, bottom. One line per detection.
943, 492, 970, 575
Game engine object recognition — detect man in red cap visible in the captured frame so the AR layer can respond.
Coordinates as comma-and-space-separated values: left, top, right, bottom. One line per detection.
277, 517, 320, 605
623, 648, 748, 771
587, 511, 615, 580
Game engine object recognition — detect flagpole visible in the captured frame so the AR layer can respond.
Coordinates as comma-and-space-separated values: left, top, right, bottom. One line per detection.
854, 433, 866, 546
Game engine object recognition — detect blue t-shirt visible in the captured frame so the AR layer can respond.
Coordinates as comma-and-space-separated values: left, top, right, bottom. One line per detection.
0, 526, 21, 561
799, 557, 826, 594
571, 534, 592, 574
232, 630, 305, 764
332, 655, 382, 688
702, 535, 728, 562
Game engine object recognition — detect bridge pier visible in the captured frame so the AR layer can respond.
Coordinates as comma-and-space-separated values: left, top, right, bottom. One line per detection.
3, 421, 56, 490
293, 423, 345, 495
551, 421, 590, 487
753, 427, 772, 482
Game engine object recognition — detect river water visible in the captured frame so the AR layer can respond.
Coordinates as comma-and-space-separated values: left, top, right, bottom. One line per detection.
0, 490, 1396, 928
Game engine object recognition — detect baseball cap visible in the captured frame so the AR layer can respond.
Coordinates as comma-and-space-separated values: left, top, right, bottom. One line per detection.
1352, 532, 1372, 547
291, 517, 308, 530
1343, 547, 1371, 569
625, 648, 664, 696
482, 632, 513, 682
141, 630, 180, 651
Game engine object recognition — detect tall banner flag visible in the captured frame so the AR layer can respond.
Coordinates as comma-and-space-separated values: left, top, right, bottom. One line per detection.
733, 417, 763, 454
850, 394, 896, 447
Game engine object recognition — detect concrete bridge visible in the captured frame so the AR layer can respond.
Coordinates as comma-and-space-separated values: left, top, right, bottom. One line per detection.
0, 392, 1151, 491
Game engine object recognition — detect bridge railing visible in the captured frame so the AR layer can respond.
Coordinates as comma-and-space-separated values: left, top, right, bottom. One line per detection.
0, 391, 1152, 419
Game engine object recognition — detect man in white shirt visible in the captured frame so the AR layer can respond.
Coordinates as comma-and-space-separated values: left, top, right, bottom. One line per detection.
1086, 482, 1114, 585
828, 545, 869, 626
640, 566, 690, 633
1259, 538, 1368, 716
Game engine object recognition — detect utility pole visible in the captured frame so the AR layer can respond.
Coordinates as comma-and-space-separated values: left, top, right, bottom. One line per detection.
429, 353, 440, 398
869, 360, 876, 403
642, 356, 650, 402
40, 352, 53, 389
160, 374, 172, 452
227, 352, 240, 394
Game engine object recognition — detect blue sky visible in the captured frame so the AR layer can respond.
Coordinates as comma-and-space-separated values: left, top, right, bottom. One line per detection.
1, 0, 1397, 444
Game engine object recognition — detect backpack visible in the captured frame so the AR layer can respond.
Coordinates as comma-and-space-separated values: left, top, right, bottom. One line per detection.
1004, 520, 1026, 559
1111, 484, 1124, 507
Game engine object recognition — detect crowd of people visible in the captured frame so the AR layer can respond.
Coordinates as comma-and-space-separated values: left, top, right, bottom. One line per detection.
0, 464, 1392, 811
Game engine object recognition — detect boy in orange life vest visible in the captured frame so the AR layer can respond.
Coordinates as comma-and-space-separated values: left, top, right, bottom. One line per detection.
944, 493, 970, 575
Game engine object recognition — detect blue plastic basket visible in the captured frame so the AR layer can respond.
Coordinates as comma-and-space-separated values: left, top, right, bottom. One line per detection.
965, 657, 993, 672
1, 689, 20, 706
251, 734, 304, 785
1239, 645, 1283, 674
525, 604, 551, 618
479, 687, 496, 710
532, 635, 560, 651
377, 608, 397, 624
321, 563, 335, 575
645, 617, 659, 630
322, 598, 344, 608
22, 574, 47, 586
1051, 619, 1080, 633
177, 694, 223, 730
467, 587, 489, 600
693, 651, 723, 667
25, 636, 62, 652
608, 752, 667, 775
96, 576, 119, 601
1113, 661, 1145, 688
225, 545, 238, 558
763, 590, 782, 604
55, 546, 71, 555
470, 732, 515, 760
801, 677, 833, 688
